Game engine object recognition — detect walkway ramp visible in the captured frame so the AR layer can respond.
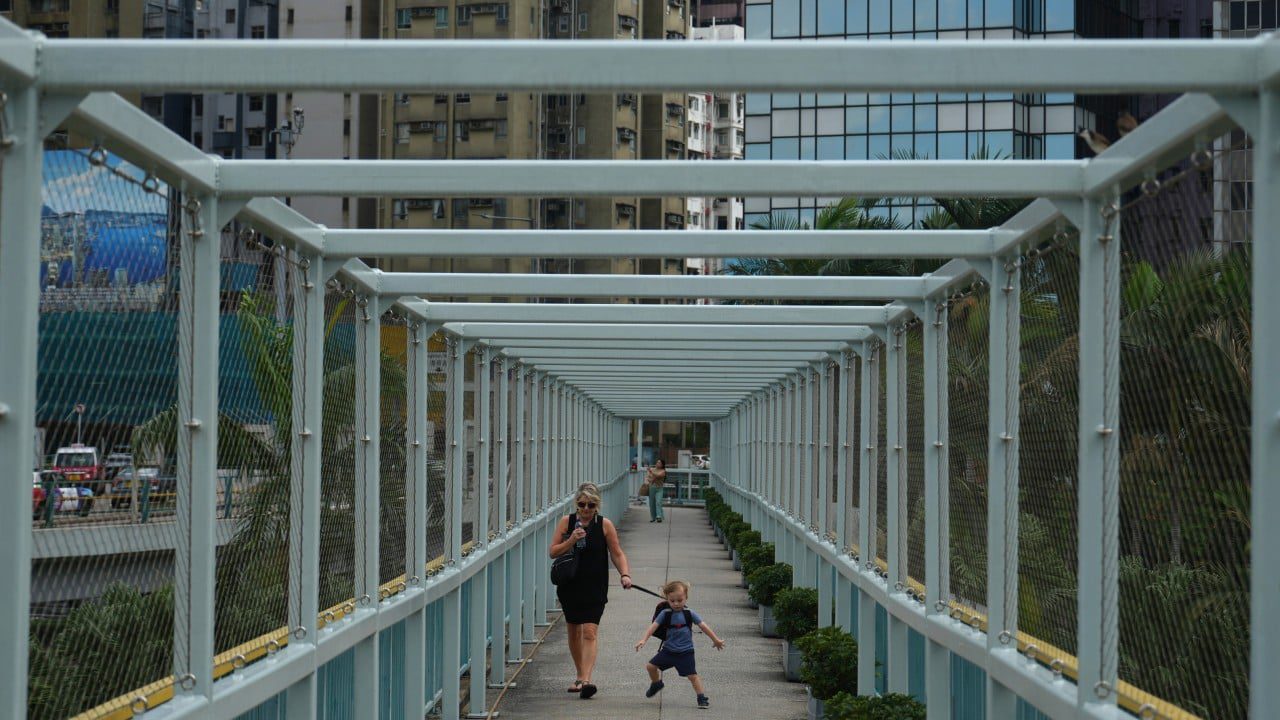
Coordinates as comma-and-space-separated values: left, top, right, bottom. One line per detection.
489, 506, 807, 719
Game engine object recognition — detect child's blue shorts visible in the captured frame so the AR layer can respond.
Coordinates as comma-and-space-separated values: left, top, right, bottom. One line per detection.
650, 648, 698, 677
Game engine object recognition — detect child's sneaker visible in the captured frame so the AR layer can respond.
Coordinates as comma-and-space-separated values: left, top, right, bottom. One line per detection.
697, 694, 710, 709
645, 681, 664, 698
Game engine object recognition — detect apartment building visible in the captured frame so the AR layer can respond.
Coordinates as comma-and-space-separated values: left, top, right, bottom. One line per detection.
1, 0, 193, 136
381, 0, 692, 288
275, 0, 380, 229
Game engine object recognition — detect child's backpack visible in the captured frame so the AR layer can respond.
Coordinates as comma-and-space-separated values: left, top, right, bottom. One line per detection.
651, 602, 693, 642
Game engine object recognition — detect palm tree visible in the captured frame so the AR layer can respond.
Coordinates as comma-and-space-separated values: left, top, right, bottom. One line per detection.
130, 291, 439, 652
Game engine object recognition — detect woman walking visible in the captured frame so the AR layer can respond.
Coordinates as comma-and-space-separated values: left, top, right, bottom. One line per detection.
646, 459, 667, 523
549, 485, 633, 698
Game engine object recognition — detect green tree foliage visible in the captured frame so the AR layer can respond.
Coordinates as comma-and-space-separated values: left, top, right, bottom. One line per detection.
28, 584, 173, 720
824, 692, 927, 720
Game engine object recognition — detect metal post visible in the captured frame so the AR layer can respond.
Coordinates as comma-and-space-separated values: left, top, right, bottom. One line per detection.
173, 191, 219, 702
803, 367, 815, 539
921, 299, 951, 720
1076, 193, 1121, 712
521, 371, 537, 643
447, 334, 467, 562
857, 339, 878, 697
509, 366, 526, 662
836, 350, 851, 553
468, 349, 491, 717
0, 84, 40, 719
985, 254, 1022, 714
468, 564, 489, 718
819, 360, 831, 540
403, 318, 429, 719
1253, 88, 1279, 720
285, 252, 324, 719
490, 359, 509, 686
443, 586, 463, 720
354, 293, 381, 719
886, 324, 908, 694
478, 348, 491, 548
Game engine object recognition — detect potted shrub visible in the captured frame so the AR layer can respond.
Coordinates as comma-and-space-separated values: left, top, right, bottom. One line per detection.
823, 692, 926, 720
796, 626, 859, 720
747, 562, 792, 633
732, 530, 761, 571
773, 586, 818, 680
740, 542, 775, 590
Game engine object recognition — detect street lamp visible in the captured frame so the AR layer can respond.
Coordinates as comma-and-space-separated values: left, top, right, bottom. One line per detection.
270, 106, 306, 159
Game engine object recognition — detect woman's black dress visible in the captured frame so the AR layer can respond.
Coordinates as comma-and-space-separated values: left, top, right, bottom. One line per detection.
556, 514, 609, 624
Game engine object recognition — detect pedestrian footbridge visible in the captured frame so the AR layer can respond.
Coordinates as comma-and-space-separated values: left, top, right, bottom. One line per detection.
0, 21, 1271, 720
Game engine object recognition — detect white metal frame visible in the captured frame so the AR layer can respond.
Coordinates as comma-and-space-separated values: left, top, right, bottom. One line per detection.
0, 21, 1268, 720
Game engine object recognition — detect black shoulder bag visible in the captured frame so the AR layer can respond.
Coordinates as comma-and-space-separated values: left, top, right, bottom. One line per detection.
550, 515, 582, 586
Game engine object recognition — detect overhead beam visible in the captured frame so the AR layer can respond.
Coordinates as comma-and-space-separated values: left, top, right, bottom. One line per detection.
217, 159, 1084, 199
1083, 93, 1240, 195
381, 272, 927, 301
64, 92, 218, 194
36, 39, 1260, 93
494, 340, 848, 350
328, 229, 994, 259
403, 301, 894, 326
449, 323, 868, 342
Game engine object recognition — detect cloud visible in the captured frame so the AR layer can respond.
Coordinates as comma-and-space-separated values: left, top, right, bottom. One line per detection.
41, 150, 169, 215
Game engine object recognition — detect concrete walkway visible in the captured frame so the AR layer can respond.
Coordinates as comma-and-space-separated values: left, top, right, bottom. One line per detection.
487, 504, 808, 719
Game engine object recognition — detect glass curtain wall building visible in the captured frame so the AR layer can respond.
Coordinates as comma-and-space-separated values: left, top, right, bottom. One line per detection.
742, 0, 1126, 226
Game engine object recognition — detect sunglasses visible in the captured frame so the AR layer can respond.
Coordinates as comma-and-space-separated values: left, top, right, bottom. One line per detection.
576, 501, 597, 509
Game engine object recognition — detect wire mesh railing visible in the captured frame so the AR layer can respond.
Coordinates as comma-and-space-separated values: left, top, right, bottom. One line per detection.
1111, 136, 1251, 720
319, 290, 357, 612
213, 234, 293, 656
380, 312, 410, 588
1017, 236, 1082, 662
28, 149, 178, 720
947, 280, 990, 618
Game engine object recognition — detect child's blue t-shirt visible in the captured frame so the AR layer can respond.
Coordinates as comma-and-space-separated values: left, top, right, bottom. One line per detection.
655, 608, 703, 653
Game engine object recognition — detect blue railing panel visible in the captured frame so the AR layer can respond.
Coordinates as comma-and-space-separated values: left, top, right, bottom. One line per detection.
235, 692, 287, 720
379, 621, 406, 720
318, 647, 356, 720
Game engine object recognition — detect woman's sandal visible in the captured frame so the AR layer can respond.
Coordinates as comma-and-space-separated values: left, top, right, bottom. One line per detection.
579, 683, 598, 699
567, 680, 585, 693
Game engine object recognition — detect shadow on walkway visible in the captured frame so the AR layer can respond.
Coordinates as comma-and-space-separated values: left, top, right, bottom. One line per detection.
487, 505, 807, 719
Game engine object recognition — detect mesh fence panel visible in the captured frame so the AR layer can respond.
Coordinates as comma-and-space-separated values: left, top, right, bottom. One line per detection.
845, 355, 861, 554
1018, 241, 1081, 660
320, 291, 357, 610
906, 322, 926, 586
380, 314, 409, 587
427, 331, 447, 563
948, 281, 989, 614
1113, 137, 1251, 719
505, 367, 518, 531
488, 360, 502, 540
28, 149, 177, 719
462, 349, 478, 547
213, 235, 291, 655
